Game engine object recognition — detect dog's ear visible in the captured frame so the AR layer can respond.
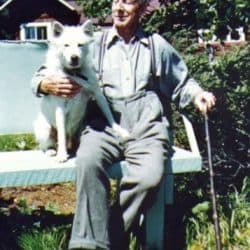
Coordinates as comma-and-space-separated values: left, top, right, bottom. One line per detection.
53, 21, 64, 37
82, 20, 94, 37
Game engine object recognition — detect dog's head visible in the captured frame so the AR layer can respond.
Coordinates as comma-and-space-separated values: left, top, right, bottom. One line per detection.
50, 20, 94, 70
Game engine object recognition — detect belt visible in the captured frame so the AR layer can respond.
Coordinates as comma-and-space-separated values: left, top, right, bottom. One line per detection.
106, 90, 156, 104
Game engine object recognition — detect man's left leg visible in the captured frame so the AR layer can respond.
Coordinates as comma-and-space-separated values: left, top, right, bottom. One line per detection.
109, 123, 169, 249
121, 130, 169, 231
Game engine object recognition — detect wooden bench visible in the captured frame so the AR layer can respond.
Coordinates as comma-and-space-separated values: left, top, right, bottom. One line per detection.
0, 41, 202, 249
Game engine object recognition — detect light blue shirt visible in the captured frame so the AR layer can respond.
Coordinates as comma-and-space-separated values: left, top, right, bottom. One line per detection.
91, 26, 203, 108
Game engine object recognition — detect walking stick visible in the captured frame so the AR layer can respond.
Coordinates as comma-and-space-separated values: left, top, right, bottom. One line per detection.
204, 113, 222, 250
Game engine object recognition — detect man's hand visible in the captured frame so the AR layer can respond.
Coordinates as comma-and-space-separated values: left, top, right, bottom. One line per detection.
194, 91, 216, 114
39, 76, 81, 98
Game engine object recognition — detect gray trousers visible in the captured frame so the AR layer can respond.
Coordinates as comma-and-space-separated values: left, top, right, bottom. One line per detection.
68, 91, 169, 250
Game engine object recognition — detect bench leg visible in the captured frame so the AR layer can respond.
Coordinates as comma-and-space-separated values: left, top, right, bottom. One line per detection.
144, 174, 174, 249
145, 177, 165, 250
165, 174, 174, 205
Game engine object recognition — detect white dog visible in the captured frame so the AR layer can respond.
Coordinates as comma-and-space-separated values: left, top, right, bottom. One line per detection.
34, 20, 129, 162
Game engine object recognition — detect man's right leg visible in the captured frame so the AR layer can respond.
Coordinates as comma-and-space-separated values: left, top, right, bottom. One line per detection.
68, 127, 122, 250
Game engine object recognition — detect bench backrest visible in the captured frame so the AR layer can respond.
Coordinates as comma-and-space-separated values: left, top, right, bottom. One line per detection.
0, 42, 47, 134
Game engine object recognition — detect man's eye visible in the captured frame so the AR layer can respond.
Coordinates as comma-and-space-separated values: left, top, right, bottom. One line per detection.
124, 0, 133, 3
113, 0, 136, 4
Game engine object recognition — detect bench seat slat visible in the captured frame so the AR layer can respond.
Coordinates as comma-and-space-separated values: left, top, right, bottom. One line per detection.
0, 148, 201, 188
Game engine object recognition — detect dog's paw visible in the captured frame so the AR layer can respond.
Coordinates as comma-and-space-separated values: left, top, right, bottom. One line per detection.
56, 150, 69, 163
56, 152, 69, 163
45, 149, 57, 157
112, 124, 130, 139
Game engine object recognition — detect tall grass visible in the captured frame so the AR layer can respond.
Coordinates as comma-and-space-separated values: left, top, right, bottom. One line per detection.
186, 177, 250, 250
18, 226, 142, 250
18, 225, 70, 250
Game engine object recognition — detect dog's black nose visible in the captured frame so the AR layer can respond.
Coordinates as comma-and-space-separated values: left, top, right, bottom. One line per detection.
71, 55, 79, 65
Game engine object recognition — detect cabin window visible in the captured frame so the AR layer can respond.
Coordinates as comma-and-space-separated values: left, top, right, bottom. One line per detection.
20, 22, 51, 41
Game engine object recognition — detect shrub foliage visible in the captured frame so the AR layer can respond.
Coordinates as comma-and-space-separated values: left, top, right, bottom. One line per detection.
183, 44, 249, 176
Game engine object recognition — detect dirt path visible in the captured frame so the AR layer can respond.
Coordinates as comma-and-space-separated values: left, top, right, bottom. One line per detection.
0, 183, 76, 215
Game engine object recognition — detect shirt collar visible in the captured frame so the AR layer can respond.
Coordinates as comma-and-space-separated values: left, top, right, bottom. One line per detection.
106, 26, 149, 48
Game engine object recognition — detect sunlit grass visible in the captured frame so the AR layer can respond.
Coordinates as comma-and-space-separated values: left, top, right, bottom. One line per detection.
0, 134, 37, 151
18, 225, 70, 250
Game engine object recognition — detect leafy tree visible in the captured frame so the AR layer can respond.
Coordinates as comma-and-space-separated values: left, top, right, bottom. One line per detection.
194, 0, 250, 40
76, 0, 249, 41
145, 0, 250, 41
76, 0, 112, 23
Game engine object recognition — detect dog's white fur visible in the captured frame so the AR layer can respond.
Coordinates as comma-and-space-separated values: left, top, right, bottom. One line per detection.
34, 20, 129, 162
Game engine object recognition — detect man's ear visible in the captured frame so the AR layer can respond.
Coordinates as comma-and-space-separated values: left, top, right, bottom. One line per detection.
82, 20, 94, 36
52, 21, 64, 37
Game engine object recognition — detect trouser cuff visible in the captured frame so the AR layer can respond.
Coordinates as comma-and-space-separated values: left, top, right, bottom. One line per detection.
68, 239, 109, 250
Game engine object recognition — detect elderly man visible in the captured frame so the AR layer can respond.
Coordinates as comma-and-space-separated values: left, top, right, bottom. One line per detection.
32, 0, 215, 249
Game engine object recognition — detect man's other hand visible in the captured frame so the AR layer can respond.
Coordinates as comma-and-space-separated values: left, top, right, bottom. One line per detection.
194, 91, 216, 114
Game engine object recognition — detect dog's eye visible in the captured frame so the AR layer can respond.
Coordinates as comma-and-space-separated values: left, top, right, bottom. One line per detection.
64, 44, 69, 47
78, 44, 84, 47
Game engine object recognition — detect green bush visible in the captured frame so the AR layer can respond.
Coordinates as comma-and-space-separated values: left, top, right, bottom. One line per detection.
168, 40, 249, 250
188, 44, 249, 170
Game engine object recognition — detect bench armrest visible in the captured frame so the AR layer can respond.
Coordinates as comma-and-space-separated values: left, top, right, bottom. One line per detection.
181, 114, 200, 156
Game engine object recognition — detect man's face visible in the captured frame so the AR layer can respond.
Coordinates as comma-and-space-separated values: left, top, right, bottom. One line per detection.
112, 0, 146, 30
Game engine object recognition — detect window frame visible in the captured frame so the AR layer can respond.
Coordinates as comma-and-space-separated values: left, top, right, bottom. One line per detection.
20, 22, 53, 41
